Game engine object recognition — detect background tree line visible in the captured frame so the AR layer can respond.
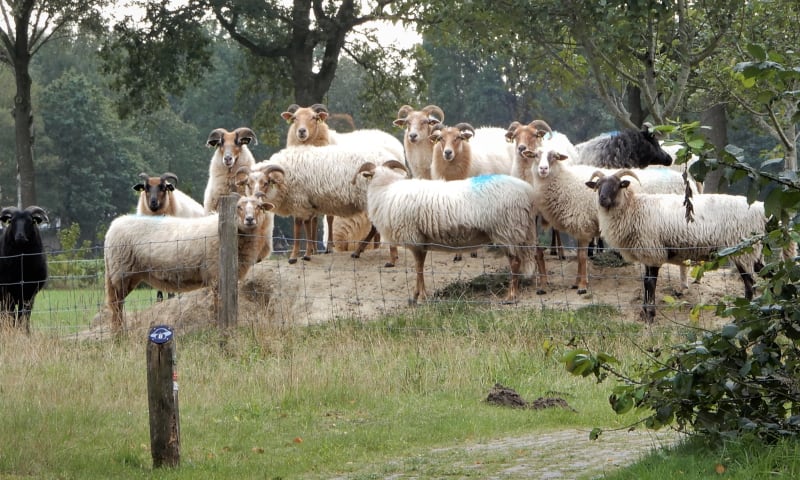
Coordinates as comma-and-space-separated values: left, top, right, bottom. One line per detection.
0, 0, 796, 244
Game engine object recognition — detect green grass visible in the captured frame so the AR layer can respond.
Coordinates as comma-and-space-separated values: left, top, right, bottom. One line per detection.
3, 300, 799, 479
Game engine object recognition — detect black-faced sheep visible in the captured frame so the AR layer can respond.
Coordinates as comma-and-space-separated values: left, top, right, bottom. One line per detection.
355, 160, 548, 304
134, 172, 205, 218
392, 104, 445, 179
104, 193, 274, 333
586, 169, 770, 322
203, 127, 258, 214
0, 206, 49, 333
574, 125, 673, 168
529, 134, 696, 294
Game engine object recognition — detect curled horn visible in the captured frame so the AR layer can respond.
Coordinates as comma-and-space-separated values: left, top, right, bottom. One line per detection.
0, 207, 15, 223
396, 104, 413, 120
454, 122, 475, 137
588, 170, 607, 185
160, 172, 178, 186
531, 119, 553, 133
138, 172, 151, 182
234, 166, 251, 185
27, 206, 49, 225
310, 103, 329, 114
261, 164, 285, 176
352, 161, 377, 184
422, 105, 445, 123
505, 121, 521, 142
207, 128, 228, 147
381, 160, 408, 173
285, 104, 300, 115
614, 169, 641, 184
234, 127, 258, 146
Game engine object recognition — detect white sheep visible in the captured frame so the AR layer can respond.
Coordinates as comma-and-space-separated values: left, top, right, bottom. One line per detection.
203, 127, 258, 214
586, 169, 770, 322
392, 104, 445, 179
240, 145, 400, 266
529, 134, 697, 294
133, 172, 205, 218
104, 193, 275, 333
355, 160, 548, 304
281, 103, 404, 256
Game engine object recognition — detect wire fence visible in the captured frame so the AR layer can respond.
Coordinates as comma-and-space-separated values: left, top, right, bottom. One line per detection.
11, 235, 754, 338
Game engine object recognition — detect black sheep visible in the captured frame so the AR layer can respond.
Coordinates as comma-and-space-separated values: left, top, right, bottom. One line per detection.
575, 125, 673, 168
0, 206, 48, 333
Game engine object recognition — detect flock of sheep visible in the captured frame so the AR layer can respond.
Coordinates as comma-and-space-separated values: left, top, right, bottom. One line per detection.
0, 102, 784, 334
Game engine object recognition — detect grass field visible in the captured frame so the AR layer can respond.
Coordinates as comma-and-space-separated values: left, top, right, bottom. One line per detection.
3, 294, 799, 479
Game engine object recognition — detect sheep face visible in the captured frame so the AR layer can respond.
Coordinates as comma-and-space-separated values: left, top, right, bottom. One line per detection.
528, 149, 568, 178
505, 121, 546, 159
236, 194, 274, 232
207, 127, 258, 168
393, 105, 444, 145
133, 173, 178, 213
281, 104, 329, 144
0, 206, 48, 247
585, 173, 632, 209
430, 123, 474, 161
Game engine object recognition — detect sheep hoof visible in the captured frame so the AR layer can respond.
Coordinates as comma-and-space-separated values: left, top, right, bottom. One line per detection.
536, 289, 546, 295
384, 262, 395, 268
350, 252, 361, 259
639, 309, 656, 323
453, 255, 462, 262
288, 258, 298, 264
577, 288, 587, 295
407, 298, 417, 306
302, 255, 311, 261
470, 252, 478, 258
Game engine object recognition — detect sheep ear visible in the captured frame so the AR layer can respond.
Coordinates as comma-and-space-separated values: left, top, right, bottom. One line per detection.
392, 118, 407, 128
207, 128, 226, 147
28, 207, 48, 224
460, 130, 474, 141
0, 208, 13, 223
429, 133, 440, 144
317, 111, 329, 122
585, 180, 598, 190
165, 183, 176, 192
133, 184, 145, 192
281, 111, 294, 122
555, 153, 569, 161
620, 180, 631, 189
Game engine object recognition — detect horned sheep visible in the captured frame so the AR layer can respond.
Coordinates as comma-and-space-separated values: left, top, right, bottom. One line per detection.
355, 160, 548, 304
392, 104, 445, 179
134, 172, 205, 218
203, 127, 258, 214
573, 124, 673, 168
0, 206, 49, 333
586, 169, 773, 322
104, 193, 274, 333
238, 145, 401, 266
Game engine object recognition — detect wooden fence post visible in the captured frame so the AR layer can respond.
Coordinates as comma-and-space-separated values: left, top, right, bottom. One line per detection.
146, 325, 180, 468
218, 194, 238, 330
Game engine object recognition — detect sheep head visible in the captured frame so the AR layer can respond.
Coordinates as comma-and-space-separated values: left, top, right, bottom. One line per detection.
207, 127, 258, 168
282, 104, 330, 145
236, 192, 274, 232
430, 123, 474, 162
133, 173, 178, 213
585, 169, 639, 209
394, 105, 445, 145
506, 120, 548, 158
532, 149, 569, 178
1, 206, 48, 245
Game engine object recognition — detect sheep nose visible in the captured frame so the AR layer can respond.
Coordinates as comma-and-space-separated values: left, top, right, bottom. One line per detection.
517, 144, 527, 154
443, 149, 454, 160
223, 153, 234, 166
297, 128, 307, 139
408, 132, 418, 142
538, 167, 549, 177
149, 200, 159, 209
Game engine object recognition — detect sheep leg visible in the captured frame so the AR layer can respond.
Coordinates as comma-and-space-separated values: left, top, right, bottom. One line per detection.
573, 241, 589, 294
502, 254, 522, 304
387, 244, 398, 268
641, 265, 660, 323
736, 264, 756, 300
351, 225, 377, 259
550, 228, 565, 259
324, 215, 334, 253
304, 216, 317, 260
288, 217, 304, 264
410, 248, 429, 305
106, 281, 129, 334
534, 246, 548, 295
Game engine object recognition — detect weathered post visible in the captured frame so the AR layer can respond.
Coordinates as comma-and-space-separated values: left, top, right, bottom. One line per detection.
218, 194, 238, 330
146, 325, 180, 468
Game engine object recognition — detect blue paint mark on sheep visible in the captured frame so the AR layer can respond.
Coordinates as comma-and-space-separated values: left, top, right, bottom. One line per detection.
469, 174, 501, 191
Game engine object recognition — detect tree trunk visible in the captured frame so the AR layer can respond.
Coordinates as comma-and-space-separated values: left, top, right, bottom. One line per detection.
782, 124, 797, 172
626, 85, 646, 127
700, 103, 728, 194
13, 59, 36, 208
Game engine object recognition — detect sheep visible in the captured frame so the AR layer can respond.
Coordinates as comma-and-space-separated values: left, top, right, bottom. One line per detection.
586, 169, 771, 322
238, 145, 401, 267
355, 160, 548, 304
133, 172, 205, 218
529, 135, 696, 294
573, 124, 673, 168
104, 193, 274, 333
203, 127, 258, 214
133, 172, 206, 302
0, 206, 48, 334
392, 104, 445, 179
281, 103, 404, 256
504, 119, 565, 259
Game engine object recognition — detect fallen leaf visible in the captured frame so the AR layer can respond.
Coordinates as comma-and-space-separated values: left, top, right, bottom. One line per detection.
293, 437, 303, 444
252, 447, 265, 454
715, 463, 726, 474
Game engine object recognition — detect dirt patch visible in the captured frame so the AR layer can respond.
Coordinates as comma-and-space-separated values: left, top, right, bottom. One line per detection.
87, 243, 743, 337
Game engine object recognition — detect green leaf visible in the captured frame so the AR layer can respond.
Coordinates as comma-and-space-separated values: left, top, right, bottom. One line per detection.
746, 44, 767, 62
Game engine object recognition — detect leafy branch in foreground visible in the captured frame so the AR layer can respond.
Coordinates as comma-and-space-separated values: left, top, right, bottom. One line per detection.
563, 117, 800, 442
